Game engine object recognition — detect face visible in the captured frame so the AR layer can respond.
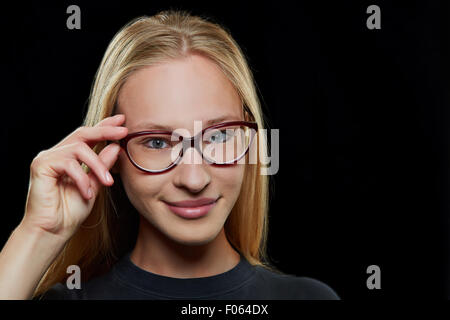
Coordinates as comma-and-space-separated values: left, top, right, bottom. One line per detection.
113, 54, 246, 246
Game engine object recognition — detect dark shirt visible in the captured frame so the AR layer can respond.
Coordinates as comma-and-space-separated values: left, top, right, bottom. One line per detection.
37, 251, 340, 300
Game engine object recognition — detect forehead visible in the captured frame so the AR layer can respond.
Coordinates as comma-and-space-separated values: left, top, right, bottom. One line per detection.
116, 54, 243, 132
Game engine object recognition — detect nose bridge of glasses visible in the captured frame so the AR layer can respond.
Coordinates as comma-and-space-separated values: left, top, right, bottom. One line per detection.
180, 132, 204, 155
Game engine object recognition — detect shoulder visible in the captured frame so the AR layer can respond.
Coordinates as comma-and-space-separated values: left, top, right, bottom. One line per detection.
252, 266, 340, 300
290, 276, 340, 300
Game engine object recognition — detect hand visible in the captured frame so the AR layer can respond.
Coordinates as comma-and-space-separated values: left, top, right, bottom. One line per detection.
22, 114, 128, 241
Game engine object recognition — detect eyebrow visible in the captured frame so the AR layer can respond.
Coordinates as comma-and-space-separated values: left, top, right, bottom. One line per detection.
129, 115, 242, 132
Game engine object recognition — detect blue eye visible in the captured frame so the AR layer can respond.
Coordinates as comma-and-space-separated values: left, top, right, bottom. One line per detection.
209, 130, 229, 143
143, 138, 169, 149
209, 130, 224, 143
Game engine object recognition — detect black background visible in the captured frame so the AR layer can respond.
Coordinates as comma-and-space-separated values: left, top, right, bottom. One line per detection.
2, 0, 449, 299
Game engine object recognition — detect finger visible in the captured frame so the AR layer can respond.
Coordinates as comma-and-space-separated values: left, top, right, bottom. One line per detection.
95, 114, 126, 127
54, 114, 127, 148
59, 142, 116, 187
47, 158, 93, 200
79, 125, 129, 149
88, 143, 122, 194
57, 125, 128, 149
88, 115, 127, 148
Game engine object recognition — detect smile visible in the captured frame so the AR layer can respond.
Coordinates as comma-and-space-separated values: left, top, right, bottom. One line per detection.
163, 198, 218, 219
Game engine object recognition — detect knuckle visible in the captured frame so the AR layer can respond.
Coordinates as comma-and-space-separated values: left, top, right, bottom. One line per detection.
30, 157, 40, 172
35, 149, 48, 159
65, 158, 78, 170
66, 160, 87, 184
75, 126, 87, 135
74, 141, 87, 152
30, 150, 47, 171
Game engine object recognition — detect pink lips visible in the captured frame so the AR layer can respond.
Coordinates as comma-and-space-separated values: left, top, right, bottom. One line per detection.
163, 197, 218, 219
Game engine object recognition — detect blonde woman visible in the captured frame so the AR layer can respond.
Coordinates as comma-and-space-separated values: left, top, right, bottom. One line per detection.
0, 10, 339, 300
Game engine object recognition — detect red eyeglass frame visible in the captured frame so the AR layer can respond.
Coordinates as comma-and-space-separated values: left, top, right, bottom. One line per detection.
117, 120, 259, 174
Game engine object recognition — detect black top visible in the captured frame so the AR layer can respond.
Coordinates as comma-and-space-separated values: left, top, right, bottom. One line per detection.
37, 251, 340, 300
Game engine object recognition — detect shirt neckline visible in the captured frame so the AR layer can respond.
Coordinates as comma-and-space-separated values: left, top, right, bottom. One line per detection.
112, 251, 256, 298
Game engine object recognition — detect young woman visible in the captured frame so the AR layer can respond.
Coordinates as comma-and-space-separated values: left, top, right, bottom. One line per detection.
0, 10, 339, 300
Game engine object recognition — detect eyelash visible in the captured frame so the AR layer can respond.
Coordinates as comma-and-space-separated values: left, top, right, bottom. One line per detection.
141, 137, 171, 149
140, 130, 232, 149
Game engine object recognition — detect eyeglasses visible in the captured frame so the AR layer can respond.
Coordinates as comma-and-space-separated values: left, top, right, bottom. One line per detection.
117, 120, 258, 174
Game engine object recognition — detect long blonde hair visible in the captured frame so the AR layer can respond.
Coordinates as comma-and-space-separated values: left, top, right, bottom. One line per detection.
33, 9, 278, 298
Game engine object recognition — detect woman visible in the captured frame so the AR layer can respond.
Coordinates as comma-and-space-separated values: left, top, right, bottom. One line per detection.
0, 10, 339, 300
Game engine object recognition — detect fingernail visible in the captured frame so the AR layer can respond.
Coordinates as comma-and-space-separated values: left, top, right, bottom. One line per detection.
87, 187, 93, 198
105, 171, 113, 183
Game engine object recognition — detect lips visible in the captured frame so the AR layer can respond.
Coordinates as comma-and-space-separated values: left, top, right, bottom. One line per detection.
164, 197, 218, 208
163, 197, 219, 219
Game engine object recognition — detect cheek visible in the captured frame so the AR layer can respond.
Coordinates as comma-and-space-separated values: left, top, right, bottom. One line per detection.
117, 154, 165, 206
213, 164, 245, 199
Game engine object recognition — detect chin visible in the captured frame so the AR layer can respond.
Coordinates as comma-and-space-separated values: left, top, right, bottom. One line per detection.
165, 224, 222, 246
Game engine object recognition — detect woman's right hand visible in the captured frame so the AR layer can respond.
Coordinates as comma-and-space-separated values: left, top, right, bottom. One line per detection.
21, 114, 129, 242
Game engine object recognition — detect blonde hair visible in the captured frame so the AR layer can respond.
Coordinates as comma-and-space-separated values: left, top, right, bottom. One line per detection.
33, 9, 278, 298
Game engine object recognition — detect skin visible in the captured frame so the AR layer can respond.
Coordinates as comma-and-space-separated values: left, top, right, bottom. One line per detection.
112, 54, 245, 278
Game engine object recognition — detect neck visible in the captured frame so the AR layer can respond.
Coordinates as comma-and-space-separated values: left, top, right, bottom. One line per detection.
129, 215, 240, 278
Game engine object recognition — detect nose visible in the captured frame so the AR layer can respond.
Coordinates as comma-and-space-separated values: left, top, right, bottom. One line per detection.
172, 146, 211, 193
